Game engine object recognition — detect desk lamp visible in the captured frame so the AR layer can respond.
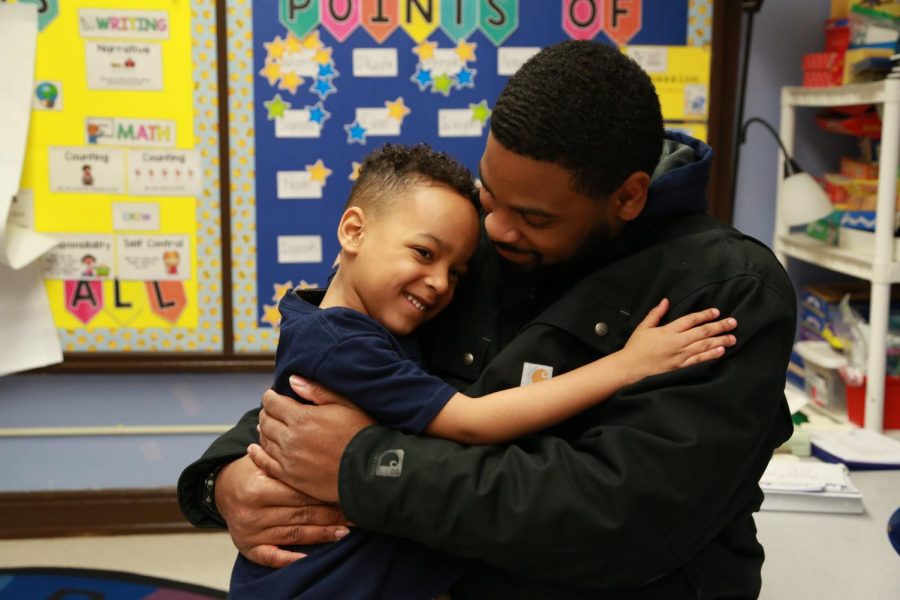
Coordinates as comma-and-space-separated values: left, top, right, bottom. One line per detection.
739, 117, 834, 226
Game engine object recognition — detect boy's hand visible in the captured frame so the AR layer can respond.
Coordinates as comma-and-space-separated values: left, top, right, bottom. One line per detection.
622, 298, 737, 381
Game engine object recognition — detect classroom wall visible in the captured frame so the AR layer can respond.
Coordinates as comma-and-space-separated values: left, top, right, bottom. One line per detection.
1, 0, 844, 493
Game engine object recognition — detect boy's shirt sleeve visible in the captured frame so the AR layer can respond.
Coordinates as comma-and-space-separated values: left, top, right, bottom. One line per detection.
281, 309, 458, 435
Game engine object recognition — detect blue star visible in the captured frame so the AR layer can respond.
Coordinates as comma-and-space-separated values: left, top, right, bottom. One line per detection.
305, 102, 331, 125
344, 120, 367, 144
318, 63, 338, 78
455, 66, 476, 89
310, 77, 336, 100
410, 66, 432, 91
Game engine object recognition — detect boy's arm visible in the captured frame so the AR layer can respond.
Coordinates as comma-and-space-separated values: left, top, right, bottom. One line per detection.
425, 301, 736, 444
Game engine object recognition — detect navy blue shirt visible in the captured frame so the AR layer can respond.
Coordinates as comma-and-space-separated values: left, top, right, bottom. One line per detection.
230, 290, 464, 599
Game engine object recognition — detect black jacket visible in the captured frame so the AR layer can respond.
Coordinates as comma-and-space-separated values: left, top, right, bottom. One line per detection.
179, 135, 795, 598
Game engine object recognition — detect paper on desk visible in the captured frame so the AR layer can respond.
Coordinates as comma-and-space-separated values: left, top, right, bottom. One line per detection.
0, 262, 62, 375
0, 4, 57, 269
760, 459, 855, 493
811, 428, 900, 467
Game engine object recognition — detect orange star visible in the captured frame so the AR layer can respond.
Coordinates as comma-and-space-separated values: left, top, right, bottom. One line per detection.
306, 159, 332, 184
260, 303, 282, 328
264, 36, 286, 61
278, 71, 304, 94
455, 39, 477, 62
385, 97, 411, 122
413, 40, 437, 61
313, 47, 333, 65
271, 281, 294, 303
259, 61, 282, 86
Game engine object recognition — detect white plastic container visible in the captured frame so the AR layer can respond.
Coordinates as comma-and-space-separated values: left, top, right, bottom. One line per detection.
794, 340, 848, 410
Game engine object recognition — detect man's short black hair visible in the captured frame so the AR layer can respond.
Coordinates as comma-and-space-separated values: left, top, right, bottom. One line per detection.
491, 40, 663, 199
346, 144, 477, 217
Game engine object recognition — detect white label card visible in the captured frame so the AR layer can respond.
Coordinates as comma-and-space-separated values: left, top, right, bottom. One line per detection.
497, 47, 540, 76
42, 234, 116, 280
48, 147, 126, 194
356, 108, 401, 136
353, 48, 398, 77
277, 235, 322, 264
127, 149, 202, 196
275, 110, 321, 138
277, 171, 323, 199
116, 234, 190, 281
438, 109, 483, 138
78, 9, 170, 40
86, 41, 163, 91
112, 202, 160, 231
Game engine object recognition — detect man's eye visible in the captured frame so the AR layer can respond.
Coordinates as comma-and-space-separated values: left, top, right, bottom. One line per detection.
521, 215, 554, 228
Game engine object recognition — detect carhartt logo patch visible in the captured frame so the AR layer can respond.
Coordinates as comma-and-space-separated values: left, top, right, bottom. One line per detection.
520, 362, 553, 387
374, 449, 405, 477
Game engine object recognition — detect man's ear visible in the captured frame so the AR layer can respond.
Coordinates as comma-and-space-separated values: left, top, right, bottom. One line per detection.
336, 207, 366, 256
613, 171, 650, 222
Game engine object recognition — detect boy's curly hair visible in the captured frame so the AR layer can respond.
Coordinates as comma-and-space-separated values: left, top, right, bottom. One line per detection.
346, 144, 478, 217
491, 40, 663, 200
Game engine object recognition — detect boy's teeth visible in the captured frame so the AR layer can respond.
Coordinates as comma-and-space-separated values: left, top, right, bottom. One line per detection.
405, 294, 425, 311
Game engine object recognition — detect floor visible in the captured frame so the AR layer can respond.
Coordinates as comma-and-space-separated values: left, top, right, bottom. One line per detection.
0, 532, 235, 591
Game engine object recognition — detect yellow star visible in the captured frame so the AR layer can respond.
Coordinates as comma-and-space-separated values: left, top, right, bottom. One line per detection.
284, 32, 303, 54
349, 161, 362, 181
456, 39, 477, 62
259, 61, 282, 86
313, 47, 333, 65
271, 281, 294, 303
413, 40, 438, 61
302, 30, 323, 50
385, 97, 411, 122
297, 279, 318, 290
278, 71, 304, 94
264, 36, 286, 61
260, 303, 282, 328
306, 159, 332, 185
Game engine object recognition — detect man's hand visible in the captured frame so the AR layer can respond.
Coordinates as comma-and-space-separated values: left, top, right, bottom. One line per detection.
215, 454, 351, 568
254, 378, 374, 503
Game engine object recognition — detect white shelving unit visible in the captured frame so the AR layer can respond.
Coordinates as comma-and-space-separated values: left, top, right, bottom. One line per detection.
774, 79, 900, 431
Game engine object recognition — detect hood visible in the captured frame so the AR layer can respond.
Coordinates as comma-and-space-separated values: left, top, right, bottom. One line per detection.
641, 131, 712, 218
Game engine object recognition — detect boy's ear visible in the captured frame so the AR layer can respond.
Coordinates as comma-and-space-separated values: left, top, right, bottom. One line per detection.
612, 171, 650, 222
336, 207, 366, 255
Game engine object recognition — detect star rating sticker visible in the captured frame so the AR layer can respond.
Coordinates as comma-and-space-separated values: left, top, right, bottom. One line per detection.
278, 71, 304, 94
271, 281, 294, 303
302, 30, 323, 50
349, 161, 362, 181
311, 77, 336, 100
432, 73, 453, 96
260, 303, 282, 328
470, 100, 491, 125
344, 120, 368, 144
317, 62, 338, 78
413, 40, 438, 61
313, 47, 333, 65
264, 94, 291, 120
264, 36, 287, 61
259, 61, 282, 86
305, 102, 331, 125
385, 97, 411, 122
284, 33, 303, 54
411, 66, 433, 91
455, 39, 477, 62
306, 159, 333, 185
455, 66, 476, 89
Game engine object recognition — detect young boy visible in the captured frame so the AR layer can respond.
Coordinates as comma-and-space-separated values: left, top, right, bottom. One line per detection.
230, 144, 737, 599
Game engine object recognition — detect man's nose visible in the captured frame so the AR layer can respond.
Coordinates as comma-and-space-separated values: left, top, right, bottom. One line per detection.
484, 209, 520, 244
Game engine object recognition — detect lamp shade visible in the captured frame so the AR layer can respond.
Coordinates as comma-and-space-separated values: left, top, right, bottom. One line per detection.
779, 172, 834, 226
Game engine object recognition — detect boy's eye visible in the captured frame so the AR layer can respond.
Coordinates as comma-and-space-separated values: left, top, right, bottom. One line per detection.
414, 247, 433, 260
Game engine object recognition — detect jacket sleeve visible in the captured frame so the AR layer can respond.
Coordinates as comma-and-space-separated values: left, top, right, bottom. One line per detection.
177, 406, 260, 528
337, 274, 796, 589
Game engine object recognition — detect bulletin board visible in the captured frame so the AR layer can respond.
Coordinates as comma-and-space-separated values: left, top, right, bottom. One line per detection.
231, 0, 714, 354
14, 0, 729, 367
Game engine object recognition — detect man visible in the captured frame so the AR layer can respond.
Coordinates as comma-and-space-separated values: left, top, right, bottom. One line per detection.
180, 40, 795, 598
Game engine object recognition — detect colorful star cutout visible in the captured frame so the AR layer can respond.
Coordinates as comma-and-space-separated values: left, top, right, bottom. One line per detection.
305, 102, 331, 125
455, 39, 477, 62
278, 71, 304, 94
349, 161, 362, 181
455, 66, 476, 89
284, 33, 303, 54
313, 47, 333, 65
264, 94, 291, 120
311, 77, 336, 100
344, 120, 368, 144
260, 303, 282, 328
306, 159, 333, 185
385, 97, 411, 122
432, 73, 453, 96
318, 63, 337, 78
271, 281, 294, 303
470, 100, 492, 125
411, 66, 432, 91
264, 36, 287, 60
297, 279, 317, 290
302, 30, 323, 50
259, 61, 282, 86
413, 40, 438, 61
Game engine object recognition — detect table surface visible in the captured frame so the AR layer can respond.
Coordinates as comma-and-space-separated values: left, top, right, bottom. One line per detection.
756, 467, 900, 599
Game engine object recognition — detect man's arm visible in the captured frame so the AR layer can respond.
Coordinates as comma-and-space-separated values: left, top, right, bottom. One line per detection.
334, 276, 795, 589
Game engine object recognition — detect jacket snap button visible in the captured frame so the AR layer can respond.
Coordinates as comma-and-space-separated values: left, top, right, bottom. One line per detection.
594, 322, 609, 337
462, 352, 475, 366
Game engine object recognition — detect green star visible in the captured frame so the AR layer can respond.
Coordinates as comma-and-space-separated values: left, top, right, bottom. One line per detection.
470, 100, 492, 125
264, 94, 290, 120
432, 74, 453, 96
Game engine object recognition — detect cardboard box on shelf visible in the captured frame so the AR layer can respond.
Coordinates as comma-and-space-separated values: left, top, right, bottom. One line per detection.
803, 51, 845, 87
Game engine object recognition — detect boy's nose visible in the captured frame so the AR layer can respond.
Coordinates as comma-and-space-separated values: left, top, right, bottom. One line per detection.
425, 270, 450, 295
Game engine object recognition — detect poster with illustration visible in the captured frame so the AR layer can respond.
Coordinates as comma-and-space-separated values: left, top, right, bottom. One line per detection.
232, 0, 713, 352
